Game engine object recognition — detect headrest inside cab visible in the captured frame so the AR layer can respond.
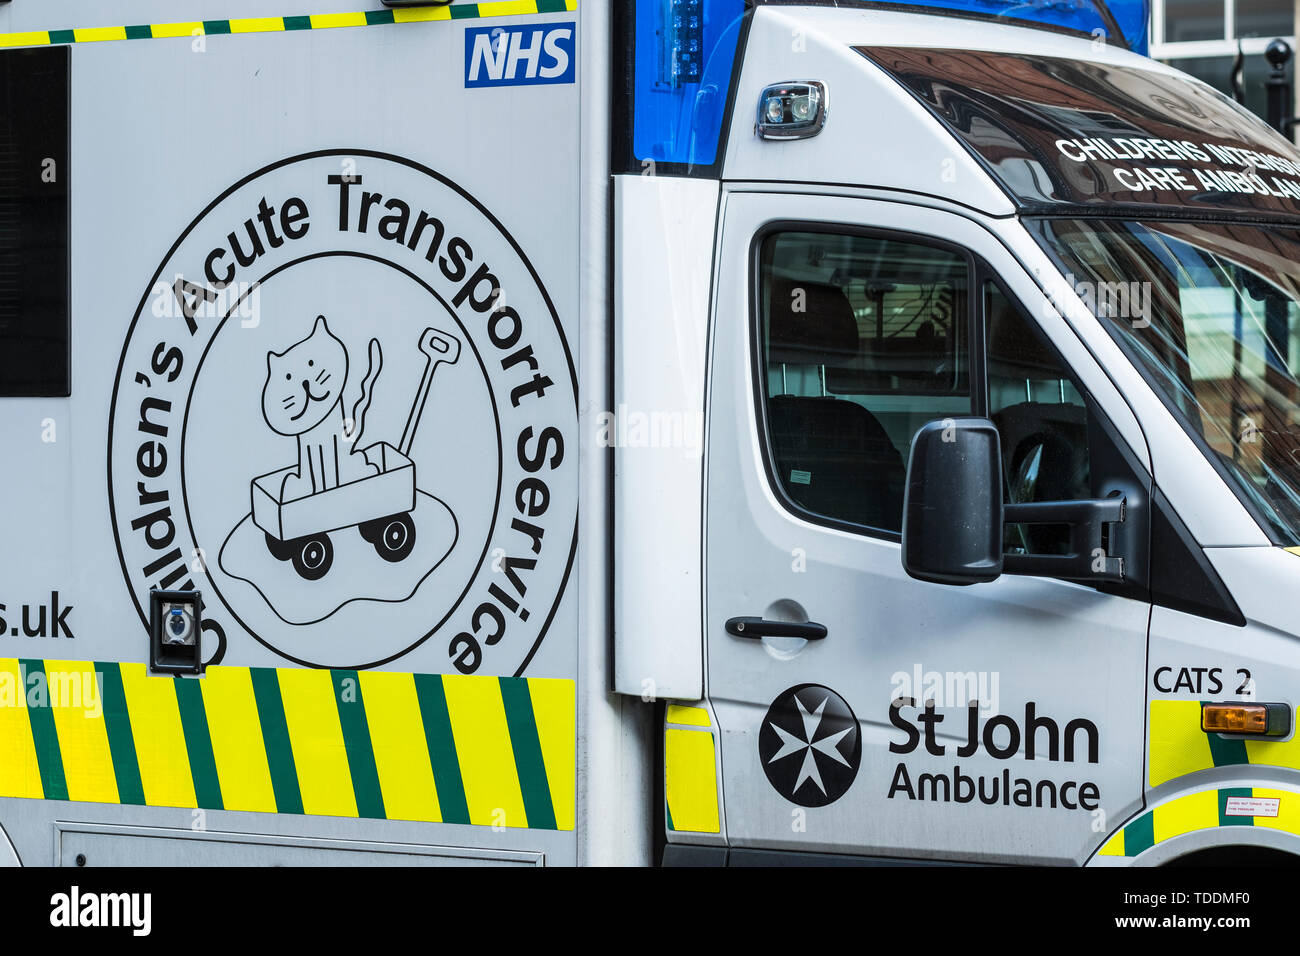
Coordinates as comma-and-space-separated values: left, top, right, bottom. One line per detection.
766, 278, 860, 367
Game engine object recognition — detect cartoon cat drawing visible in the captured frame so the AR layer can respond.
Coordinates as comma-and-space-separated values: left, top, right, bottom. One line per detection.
262, 315, 383, 502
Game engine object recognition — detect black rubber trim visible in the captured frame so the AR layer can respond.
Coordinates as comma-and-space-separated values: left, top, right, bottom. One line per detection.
662, 844, 990, 866
1150, 486, 1247, 627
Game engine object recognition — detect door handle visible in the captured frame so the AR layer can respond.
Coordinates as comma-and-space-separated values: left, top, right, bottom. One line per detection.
725, 616, 827, 640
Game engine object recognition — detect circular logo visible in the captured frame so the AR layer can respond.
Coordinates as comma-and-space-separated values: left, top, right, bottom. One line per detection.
108, 151, 577, 674
759, 684, 861, 807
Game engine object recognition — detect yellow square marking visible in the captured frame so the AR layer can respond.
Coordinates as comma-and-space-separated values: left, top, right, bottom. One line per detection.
0, 32, 52, 48
73, 27, 129, 43
200, 666, 277, 813
276, 668, 358, 818
150, 22, 206, 39
1148, 699, 1214, 787
46, 662, 118, 804
665, 728, 720, 833
1153, 788, 1218, 844
229, 18, 286, 35
667, 704, 711, 727
309, 13, 368, 30
393, 7, 454, 22
119, 663, 196, 808
0, 659, 44, 799
528, 678, 576, 831
358, 671, 442, 823
442, 675, 528, 829
481, 1, 548, 16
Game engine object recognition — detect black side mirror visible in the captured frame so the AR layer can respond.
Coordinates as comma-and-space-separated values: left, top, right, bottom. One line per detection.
901, 416, 1133, 587
901, 418, 1003, 585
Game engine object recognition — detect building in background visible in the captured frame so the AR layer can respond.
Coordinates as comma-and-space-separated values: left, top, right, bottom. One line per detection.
1152, 0, 1295, 127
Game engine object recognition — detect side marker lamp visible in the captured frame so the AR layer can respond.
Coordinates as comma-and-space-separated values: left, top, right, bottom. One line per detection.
1201, 701, 1291, 738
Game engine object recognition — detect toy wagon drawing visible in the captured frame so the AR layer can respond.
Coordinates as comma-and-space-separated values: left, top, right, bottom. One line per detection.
251, 327, 460, 580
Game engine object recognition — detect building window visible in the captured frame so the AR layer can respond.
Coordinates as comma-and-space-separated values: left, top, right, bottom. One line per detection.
1152, 0, 1296, 129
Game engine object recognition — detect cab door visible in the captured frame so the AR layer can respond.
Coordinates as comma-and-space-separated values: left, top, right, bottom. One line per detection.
704, 191, 1151, 864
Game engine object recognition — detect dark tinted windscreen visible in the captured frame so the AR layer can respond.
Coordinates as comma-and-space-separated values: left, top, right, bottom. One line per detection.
859, 47, 1300, 221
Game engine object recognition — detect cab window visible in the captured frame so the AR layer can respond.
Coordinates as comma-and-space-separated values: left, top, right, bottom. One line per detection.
755, 228, 1094, 547
755, 229, 971, 533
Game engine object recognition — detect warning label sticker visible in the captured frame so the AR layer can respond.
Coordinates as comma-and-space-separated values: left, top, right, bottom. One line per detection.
1224, 796, 1280, 818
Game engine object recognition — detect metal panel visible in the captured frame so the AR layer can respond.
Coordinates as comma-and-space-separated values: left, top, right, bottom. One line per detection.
56, 822, 544, 866
612, 174, 718, 701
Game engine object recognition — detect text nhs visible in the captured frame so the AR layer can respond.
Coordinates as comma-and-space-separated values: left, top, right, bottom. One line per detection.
465, 23, 576, 87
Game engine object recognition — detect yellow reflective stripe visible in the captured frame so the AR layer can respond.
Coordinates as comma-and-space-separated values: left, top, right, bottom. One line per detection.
199, 666, 276, 813
442, 674, 528, 828
46, 662, 117, 804
1249, 788, 1300, 833
73, 26, 128, 43
666, 704, 711, 727
119, 663, 196, 808
0, 659, 43, 799
392, 6, 455, 22
665, 728, 719, 833
0, 32, 51, 48
481, 0, 550, 15
1098, 831, 1125, 856
276, 668, 357, 818
150, 22, 205, 39
357, 671, 441, 823
528, 677, 576, 831
309, 12, 368, 29
1153, 787, 1217, 843
1245, 734, 1300, 770
1148, 699, 1213, 786
229, 18, 287, 34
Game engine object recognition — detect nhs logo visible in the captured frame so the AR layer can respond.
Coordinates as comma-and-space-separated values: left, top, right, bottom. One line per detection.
465, 22, 576, 88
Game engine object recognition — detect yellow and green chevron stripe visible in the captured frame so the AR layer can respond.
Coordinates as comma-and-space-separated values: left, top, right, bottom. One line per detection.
664, 703, 721, 835
0, 1, 576, 49
0, 658, 574, 831
1099, 787, 1300, 858
1149, 699, 1300, 787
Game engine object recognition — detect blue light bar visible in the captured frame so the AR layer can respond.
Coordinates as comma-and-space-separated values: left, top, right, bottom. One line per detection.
859, 0, 1149, 54
632, 0, 746, 168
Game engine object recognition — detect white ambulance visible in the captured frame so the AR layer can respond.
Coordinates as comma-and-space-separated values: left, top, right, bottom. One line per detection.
0, 0, 1298, 867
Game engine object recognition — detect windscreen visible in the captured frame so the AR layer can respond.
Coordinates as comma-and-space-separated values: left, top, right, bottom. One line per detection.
860, 47, 1300, 222
1031, 217, 1300, 545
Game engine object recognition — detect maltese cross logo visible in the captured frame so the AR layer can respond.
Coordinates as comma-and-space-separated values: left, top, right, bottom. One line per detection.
759, 684, 861, 807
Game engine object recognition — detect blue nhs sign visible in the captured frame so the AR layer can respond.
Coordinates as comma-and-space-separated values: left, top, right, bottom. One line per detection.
464, 22, 576, 88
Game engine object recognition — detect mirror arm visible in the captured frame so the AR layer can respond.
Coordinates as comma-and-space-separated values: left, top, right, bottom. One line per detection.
1002, 496, 1126, 582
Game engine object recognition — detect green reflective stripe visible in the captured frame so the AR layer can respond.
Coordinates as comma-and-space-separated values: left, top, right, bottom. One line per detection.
499, 677, 557, 830
249, 667, 303, 815
450, 4, 482, 18
1219, 786, 1255, 827
536, 0, 570, 11
365, 10, 396, 26
1205, 730, 1249, 768
47, 30, 75, 45
202, 20, 232, 36
20, 660, 67, 802
1124, 810, 1155, 857
95, 662, 145, 807
413, 674, 470, 826
330, 670, 385, 820
124, 25, 153, 40
173, 678, 224, 810
283, 16, 312, 31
